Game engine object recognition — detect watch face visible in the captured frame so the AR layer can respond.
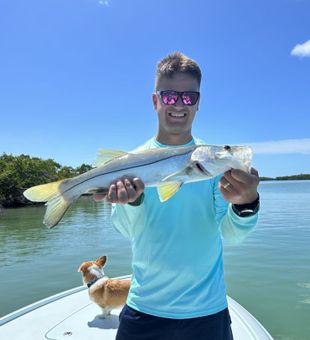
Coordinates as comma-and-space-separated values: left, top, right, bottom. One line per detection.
232, 195, 260, 217
239, 209, 256, 217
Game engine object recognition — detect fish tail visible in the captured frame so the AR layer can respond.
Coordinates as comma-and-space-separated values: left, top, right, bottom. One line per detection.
24, 180, 75, 228
23, 180, 64, 202
44, 195, 72, 228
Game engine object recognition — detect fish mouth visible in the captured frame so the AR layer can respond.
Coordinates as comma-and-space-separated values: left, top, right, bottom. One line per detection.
194, 162, 211, 176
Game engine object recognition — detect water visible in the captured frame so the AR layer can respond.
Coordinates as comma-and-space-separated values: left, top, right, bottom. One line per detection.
0, 181, 310, 339
224, 181, 310, 340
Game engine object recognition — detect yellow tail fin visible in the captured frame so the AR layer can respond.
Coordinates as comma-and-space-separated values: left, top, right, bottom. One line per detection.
23, 180, 64, 202
24, 180, 75, 228
44, 195, 71, 228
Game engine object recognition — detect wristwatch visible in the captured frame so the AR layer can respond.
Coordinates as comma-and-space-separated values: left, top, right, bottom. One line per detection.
232, 194, 260, 217
128, 193, 145, 206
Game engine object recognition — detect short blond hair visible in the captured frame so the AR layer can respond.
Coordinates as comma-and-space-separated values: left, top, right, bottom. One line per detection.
155, 52, 202, 89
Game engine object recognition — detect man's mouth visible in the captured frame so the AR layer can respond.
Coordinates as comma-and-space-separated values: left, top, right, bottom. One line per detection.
168, 112, 187, 118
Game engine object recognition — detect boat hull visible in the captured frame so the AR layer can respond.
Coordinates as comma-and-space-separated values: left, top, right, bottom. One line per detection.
0, 275, 273, 340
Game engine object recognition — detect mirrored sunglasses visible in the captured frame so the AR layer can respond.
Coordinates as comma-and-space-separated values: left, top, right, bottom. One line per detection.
157, 90, 200, 106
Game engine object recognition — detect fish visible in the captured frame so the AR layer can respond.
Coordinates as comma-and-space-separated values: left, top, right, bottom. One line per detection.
23, 144, 252, 228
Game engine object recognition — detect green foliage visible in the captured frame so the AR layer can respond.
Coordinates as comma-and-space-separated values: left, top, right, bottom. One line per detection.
0, 153, 92, 207
259, 177, 275, 181
260, 174, 310, 181
76, 164, 93, 174
275, 174, 310, 181
57, 166, 77, 179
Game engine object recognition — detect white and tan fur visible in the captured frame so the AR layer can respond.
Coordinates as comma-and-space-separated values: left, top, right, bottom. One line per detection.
78, 255, 130, 318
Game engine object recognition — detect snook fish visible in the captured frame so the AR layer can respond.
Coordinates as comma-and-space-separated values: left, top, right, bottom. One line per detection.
23, 144, 252, 228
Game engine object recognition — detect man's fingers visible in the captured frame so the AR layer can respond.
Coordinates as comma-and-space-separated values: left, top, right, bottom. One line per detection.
132, 177, 145, 196
230, 169, 249, 183
250, 167, 259, 176
219, 177, 239, 196
107, 183, 117, 203
230, 168, 259, 184
124, 179, 137, 202
116, 180, 129, 203
104, 177, 145, 204
223, 171, 240, 188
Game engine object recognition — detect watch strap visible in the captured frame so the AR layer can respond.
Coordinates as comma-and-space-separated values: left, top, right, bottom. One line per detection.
232, 194, 260, 217
128, 193, 145, 206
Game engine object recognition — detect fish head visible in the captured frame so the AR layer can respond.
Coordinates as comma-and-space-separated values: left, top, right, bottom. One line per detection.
190, 145, 252, 178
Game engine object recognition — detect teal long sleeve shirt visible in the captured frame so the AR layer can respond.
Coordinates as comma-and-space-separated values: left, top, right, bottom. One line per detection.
111, 137, 258, 319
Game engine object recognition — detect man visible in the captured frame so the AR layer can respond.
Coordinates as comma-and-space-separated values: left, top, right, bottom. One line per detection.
95, 52, 259, 340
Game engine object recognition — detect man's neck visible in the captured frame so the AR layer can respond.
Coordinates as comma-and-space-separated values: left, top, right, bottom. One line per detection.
156, 132, 193, 146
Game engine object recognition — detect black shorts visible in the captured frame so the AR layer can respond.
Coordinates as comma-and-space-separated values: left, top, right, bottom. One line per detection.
116, 305, 234, 340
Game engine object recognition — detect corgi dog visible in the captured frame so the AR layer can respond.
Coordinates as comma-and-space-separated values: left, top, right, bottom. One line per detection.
78, 255, 130, 318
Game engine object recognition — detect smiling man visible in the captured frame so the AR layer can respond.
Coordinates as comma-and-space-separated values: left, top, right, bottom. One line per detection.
154, 72, 200, 145
95, 52, 260, 340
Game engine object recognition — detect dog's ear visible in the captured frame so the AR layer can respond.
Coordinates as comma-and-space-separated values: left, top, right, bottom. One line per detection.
78, 263, 87, 273
96, 255, 107, 268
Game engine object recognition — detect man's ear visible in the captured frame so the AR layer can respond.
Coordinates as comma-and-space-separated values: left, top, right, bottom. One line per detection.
196, 97, 200, 111
152, 93, 158, 110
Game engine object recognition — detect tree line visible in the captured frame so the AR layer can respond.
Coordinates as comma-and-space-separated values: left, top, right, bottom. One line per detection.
0, 153, 92, 208
260, 174, 310, 181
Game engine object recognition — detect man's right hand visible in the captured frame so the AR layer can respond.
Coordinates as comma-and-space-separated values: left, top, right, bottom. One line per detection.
93, 176, 145, 205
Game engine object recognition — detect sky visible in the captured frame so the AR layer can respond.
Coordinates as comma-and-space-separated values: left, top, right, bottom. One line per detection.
0, 0, 309, 177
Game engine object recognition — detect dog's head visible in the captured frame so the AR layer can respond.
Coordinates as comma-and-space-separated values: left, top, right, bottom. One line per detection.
78, 255, 107, 284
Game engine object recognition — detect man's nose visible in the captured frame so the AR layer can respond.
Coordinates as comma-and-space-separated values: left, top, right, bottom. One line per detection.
174, 95, 184, 106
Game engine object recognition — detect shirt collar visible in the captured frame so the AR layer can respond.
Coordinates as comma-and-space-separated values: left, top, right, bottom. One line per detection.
151, 137, 195, 148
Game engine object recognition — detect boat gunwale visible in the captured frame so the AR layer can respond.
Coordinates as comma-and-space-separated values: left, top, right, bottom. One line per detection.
0, 275, 131, 326
0, 274, 273, 339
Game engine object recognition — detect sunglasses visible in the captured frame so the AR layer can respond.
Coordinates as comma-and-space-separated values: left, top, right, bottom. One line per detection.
157, 90, 200, 106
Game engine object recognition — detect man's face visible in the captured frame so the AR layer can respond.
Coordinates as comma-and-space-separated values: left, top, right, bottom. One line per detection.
153, 73, 200, 144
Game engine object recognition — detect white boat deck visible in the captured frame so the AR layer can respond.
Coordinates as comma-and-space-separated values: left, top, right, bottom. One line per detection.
0, 276, 273, 340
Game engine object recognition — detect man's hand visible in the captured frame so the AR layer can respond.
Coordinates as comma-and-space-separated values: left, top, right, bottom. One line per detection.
93, 176, 145, 204
219, 168, 259, 205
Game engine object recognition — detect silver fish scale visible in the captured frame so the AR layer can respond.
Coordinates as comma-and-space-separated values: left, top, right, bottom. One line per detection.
60, 146, 195, 198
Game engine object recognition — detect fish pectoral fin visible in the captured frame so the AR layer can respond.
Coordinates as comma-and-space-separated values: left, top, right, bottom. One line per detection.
161, 170, 184, 182
93, 149, 127, 167
157, 181, 183, 202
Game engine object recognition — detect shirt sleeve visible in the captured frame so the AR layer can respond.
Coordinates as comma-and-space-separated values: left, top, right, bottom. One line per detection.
213, 176, 258, 243
111, 202, 145, 239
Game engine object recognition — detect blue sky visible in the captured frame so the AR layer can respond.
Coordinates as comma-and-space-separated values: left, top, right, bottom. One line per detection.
0, 0, 309, 177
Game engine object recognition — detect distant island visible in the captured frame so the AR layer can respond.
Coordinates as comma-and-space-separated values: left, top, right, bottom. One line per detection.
0, 153, 309, 208
260, 174, 310, 181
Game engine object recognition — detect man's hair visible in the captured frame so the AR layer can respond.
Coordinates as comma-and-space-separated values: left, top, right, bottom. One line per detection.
155, 52, 202, 89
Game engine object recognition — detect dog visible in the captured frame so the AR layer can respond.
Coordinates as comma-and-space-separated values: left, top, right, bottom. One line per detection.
78, 255, 130, 318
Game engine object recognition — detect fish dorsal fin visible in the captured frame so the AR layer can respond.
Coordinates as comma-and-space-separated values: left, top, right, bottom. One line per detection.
157, 181, 183, 202
94, 149, 127, 167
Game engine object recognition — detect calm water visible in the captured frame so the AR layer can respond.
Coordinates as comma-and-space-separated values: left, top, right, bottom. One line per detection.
0, 181, 309, 339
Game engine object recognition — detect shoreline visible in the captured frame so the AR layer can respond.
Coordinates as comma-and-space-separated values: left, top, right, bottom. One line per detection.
1, 179, 310, 209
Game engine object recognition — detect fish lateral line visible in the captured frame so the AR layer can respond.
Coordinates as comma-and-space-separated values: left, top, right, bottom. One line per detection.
60, 149, 194, 196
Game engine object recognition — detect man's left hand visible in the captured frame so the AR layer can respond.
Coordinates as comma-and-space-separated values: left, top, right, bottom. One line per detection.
219, 168, 259, 205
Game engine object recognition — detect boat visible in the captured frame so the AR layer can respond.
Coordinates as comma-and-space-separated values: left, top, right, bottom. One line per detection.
0, 275, 273, 340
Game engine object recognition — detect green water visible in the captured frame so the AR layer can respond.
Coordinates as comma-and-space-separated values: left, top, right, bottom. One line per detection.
0, 181, 310, 339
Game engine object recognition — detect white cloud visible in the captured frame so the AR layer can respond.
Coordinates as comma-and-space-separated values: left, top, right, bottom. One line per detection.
248, 138, 310, 154
98, 0, 110, 6
291, 39, 310, 57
